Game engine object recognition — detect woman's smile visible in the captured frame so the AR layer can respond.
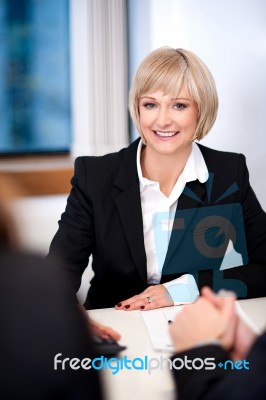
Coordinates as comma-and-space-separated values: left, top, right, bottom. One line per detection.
153, 130, 180, 139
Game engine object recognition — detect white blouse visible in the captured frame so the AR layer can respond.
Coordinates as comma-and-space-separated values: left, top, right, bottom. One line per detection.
136, 140, 209, 304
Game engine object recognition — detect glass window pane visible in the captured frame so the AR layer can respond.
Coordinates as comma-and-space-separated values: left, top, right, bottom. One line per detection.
0, 0, 71, 154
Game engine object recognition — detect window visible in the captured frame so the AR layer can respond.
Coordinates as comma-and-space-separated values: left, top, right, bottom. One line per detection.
0, 0, 71, 155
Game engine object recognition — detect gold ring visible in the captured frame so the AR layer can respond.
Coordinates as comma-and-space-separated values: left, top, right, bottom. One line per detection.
146, 296, 153, 303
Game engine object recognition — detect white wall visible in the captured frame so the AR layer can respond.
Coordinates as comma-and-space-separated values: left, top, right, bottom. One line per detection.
10, 195, 67, 255
9, 195, 91, 303
128, 0, 266, 208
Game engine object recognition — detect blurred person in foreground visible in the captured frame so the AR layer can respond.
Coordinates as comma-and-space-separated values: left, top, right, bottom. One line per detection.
169, 287, 265, 400
0, 180, 105, 399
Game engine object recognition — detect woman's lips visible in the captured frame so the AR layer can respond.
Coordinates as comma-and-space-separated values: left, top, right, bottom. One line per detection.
153, 130, 180, 139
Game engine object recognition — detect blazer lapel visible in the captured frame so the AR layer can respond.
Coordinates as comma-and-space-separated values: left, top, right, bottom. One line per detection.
111, 140, 147, 284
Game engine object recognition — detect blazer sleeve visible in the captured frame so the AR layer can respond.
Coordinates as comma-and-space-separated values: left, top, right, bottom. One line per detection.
223, 154, 266, 298
172, 333, 266, 400
48, 157, 95, 292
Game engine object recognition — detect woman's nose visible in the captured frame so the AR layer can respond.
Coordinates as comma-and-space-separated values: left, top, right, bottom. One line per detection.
156, 108, 172, 127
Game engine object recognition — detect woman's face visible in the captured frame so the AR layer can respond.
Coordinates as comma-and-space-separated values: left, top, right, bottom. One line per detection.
139, 85, 198, 157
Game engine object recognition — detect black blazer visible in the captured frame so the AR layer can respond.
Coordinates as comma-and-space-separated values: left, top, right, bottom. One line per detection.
49, 139, 266, 309
171, 332, 266, 400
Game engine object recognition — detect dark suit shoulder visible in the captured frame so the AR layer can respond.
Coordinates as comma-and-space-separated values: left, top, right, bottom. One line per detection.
74, 139, 139, 183
72, 140, 140, 195
75, 145, 126, 173
197, 143, 244, 162
196, 143, 247, 183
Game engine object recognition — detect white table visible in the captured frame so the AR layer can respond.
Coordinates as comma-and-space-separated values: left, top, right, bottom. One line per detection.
89, 298, 266, 400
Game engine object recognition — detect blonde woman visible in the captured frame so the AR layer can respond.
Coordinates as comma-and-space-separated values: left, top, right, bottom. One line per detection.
49, 47, 266, 310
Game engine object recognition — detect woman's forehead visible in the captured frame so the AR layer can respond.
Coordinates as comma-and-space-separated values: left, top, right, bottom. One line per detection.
140, 82, 190, 99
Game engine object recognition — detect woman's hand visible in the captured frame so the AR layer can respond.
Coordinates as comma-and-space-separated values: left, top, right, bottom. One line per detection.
115, 284, 174, 310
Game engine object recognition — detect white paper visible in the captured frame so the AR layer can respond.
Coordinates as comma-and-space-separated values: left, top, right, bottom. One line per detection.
141, 302, 259, 352
235, 301, 260, 334
141, 306, 183, 352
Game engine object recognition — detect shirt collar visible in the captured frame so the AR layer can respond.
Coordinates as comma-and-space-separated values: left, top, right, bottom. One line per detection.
136, 139, 209, 193
136, 139, 157, 192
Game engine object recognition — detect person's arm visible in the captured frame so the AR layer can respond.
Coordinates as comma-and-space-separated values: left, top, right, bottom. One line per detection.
178, 154, 266, 300
172, 333, 266, 400
171, 344, 230, 400
48, 157, 95, 293
115, 274, 199, 310
163, 274, 199, 304
169, 292, 235, 400
169, 288, 262, 400
222, 154, 266, 298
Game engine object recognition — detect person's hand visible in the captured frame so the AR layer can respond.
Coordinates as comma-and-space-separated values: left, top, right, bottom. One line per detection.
115, 285, 174, 311
201, 287, 257, 360
89, 318, 121, 341
169, 294, 236, 353
77, 304, 121, 340
199, 287, 237, 351
231, 317, 257, 361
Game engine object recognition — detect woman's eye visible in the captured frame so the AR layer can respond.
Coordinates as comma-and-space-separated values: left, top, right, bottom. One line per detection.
174, 103, 187, 110
143, 103, 157, 109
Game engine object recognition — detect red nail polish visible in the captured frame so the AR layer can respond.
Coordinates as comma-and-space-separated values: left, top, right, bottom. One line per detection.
140, 306, 145, 310
116, 303, 122, 307
125, 305, 130, 309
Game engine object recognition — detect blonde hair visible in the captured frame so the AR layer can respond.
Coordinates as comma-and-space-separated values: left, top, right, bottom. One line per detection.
129, 47, 218, 142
